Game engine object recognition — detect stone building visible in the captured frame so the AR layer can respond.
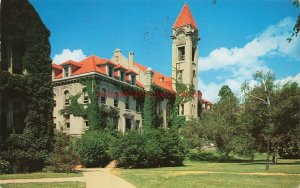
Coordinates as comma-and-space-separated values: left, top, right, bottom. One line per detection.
52, 3, 211, 135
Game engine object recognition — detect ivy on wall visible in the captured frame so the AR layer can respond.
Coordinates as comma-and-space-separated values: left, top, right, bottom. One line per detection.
60, 77, 119, 131
0, 0, 54, 172
168, 67, 195, 128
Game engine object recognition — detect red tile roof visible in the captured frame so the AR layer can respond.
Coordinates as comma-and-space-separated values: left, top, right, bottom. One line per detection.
52, 55, 175, 92
133, 62, 175, 93
173, 3, 198, 30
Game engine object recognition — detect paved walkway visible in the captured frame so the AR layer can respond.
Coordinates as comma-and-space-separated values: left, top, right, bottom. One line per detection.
0, 168, 136, 188
83, 168, 135, 188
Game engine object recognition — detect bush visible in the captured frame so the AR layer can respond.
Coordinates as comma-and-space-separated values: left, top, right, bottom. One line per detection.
45, 132, 80, 173
0, 159, 10, 174
75, 131, 114, 167
110, 128, 187, 168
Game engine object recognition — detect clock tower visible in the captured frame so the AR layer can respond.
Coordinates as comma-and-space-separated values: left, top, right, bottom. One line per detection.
171, 3, 199, 118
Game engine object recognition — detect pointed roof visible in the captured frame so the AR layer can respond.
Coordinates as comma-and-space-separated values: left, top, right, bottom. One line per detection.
173, 3, 198, 30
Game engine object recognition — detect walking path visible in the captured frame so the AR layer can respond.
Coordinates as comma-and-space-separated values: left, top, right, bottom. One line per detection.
0, 168, 136, 188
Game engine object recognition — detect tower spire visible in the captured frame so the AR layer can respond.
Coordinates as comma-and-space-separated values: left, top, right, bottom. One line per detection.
173, 3, 198, 30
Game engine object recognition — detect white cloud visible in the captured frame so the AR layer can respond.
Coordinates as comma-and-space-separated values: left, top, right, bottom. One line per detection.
276, 73, 300, 86
53, 49, 87, 64
198, 17, 300, 102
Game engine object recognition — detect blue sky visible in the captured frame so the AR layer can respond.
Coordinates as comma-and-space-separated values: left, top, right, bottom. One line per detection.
30, 0, 300, 101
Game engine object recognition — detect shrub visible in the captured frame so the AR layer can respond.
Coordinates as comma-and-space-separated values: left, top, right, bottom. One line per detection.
75, 131, 114, 167
45, 132, 80, 173
0, 159, 10, 174
110, 128, 187, 168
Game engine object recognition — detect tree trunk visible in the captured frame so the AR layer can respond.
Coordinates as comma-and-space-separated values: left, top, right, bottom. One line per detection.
266, 138, 270, 170
272, 150, 276, 164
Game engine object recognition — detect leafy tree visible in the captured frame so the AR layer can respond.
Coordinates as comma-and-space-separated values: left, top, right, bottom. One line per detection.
75, 131, 114, 167
242, 71, 275, 170
288, 0, 300, 42
45, 132, 80, 173
272, 82, 300, 158
110, 128, 187, 168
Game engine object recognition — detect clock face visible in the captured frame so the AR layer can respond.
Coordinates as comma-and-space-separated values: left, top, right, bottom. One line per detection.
176, 33, 186, 45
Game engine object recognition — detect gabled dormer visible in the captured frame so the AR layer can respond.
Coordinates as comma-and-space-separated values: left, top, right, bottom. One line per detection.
52, 64, 62, 79
126, 69, 138, 85
60, 60, 81, 78
114, 64, 127, 82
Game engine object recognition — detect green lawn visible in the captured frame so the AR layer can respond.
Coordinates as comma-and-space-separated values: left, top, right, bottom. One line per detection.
0, 182, 85, 188
0, 172, 82, 180
113, 158, 300, 188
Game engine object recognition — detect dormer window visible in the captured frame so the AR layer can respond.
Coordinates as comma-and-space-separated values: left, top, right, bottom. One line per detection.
131, 75, 136, 85
108, 66, 114, 78
63, 66, 70, 77
120, 71, 125, 81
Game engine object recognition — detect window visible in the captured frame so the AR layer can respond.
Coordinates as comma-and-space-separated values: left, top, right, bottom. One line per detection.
100, 88, 106, 104
84, 119, 89, 127
178, 70, 183, 81
192, 47, 196, 62
83, 90, 89, 104
136, 100, 141, 112
63, 66, 70, 77
166, 102, 171, 117
64, 90, 70, 106
125, 118, 131, 131
53, 93, 56, 107
125, 96, 129, 110
178, 46, 185, 61
131, 75, 136, 85
108, 66, 114, 77
114, 92, 119, 107
12, 43, 25, 74
120, 71, 125, 81
65, 114, 70, 129
193, 70, 196, 78
181, 104, 184, 115
156, 101, 161, 114
114, 117, 119, 130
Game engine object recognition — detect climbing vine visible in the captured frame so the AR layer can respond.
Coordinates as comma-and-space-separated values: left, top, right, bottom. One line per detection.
0, 0, 54, 172
168, 67, 195, 128
60, 77, 119, 131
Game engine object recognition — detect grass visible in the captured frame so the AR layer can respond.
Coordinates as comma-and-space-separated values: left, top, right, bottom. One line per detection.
0, 172, 82, 180
112, 151, 300, 188
0, 182, 85, 188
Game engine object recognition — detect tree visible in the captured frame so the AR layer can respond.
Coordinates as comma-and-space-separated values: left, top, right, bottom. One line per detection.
287, 0, 300, 42
272, 82, 300, 159
242, 71, 275, 170
213, 85, 244, 158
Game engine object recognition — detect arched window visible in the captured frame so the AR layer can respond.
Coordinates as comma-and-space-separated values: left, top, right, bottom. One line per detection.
100, 88, 106, 104
114, 92, 119, 107
64, 90, 70, 106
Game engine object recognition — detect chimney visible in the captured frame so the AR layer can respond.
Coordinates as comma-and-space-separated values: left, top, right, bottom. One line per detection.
129, 52, 134, 68
144, 67, 154, 91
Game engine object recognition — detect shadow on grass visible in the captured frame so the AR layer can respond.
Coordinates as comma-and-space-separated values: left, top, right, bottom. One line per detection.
188, 152, 250, 163
238, 160, 300, 166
